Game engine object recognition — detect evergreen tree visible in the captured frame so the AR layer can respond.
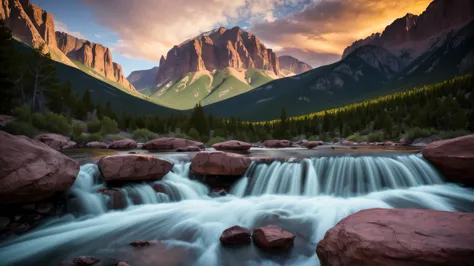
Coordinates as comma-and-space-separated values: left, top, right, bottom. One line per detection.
96, 100, 104, 120
82, 90, 93, 113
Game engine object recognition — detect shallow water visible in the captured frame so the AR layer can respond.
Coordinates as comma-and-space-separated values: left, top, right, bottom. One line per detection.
0, 151, 472, 266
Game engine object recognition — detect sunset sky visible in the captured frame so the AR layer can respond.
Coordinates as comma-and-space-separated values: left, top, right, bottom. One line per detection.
31, 0, 432, 76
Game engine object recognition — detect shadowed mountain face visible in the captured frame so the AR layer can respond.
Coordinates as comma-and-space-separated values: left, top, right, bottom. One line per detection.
127, 67, 160, 91
0, 0, 136, 92
342, 0, 474, 64
279, 55, 312, 75
204, 0, 474, 121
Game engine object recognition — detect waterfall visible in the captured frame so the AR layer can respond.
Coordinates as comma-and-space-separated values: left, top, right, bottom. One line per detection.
1, 153, 472, 266
69, 162, 209, 216
231, 154, 444, 197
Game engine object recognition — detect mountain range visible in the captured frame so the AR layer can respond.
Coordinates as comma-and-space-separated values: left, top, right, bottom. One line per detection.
1, 0, 473, 121
203, 0, 474, 120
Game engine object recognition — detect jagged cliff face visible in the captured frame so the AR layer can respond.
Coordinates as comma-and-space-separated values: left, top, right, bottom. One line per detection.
155, 26, 281, 87
55, 32, 135, 91
1, 0, 56, 51
343, 0, 474, 61
278, 55, 312, 75
1, 0, 135, 92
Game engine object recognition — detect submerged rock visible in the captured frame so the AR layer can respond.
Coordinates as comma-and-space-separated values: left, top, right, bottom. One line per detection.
263, 140, 292, 148
108, 139, 137, 149
252, 225, 295, 251
316, 208, 474, 266
422, 134, 474, 185
176, 146, 202, 152
0, 131, 79, 204
220, 225, 251, 245
71, 256, 101, 265
212, 140, 252, 151
129, 240, 160, 247
191, 151, 251, 176
34, 133, 69, 150
86, 141, 108, 149
143, 137, 204, 151
98, 154, 173, 181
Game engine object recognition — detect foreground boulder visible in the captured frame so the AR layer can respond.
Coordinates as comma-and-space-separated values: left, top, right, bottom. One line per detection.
0, 131, 80, 204
316, 208, 474, 266
422, 134, 474, 185
212, 140, 252, 151
143, 137, 204, 151
98, 154, 173, 181
71, 256, 100, 265
263, 140, 292, 148
220, 225, 251, 245
301, 140, 324, 148
108, 139, 137, 149
86, 141, 108, 149
34, 133, 69, 150
252, 225, 295, 251
191, 151, 251, 176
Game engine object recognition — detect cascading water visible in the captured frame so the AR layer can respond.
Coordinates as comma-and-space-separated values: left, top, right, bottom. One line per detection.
231, 154, 444, 197
1, 153, 473, 266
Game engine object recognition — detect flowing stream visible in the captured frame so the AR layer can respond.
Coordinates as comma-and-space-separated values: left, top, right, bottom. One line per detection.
1, 153, 473, 266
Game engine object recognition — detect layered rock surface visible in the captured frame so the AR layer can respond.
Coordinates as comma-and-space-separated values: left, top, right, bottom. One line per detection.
155, 26, 281, 87
316, 208, 474, 266
278, 55, 312, 75
0, 131, 79, 204
190, 151, 251, 176
342, 0, 474, 62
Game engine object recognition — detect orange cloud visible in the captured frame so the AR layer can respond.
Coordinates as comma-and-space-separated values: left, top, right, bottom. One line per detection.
250, 0, 432, 66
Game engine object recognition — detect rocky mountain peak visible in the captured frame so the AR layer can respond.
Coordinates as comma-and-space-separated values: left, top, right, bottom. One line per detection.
155, 26, 281, 87
55, 31, 136, 92
342, 0, 474, 61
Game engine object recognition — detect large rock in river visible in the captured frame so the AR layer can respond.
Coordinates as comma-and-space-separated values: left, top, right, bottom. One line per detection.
34, 133, 69, 150
108, 139, 137, 149
191, 151, 251, 176
86, 141, 108, 149
316, 208, 474, 266
143, 137, 205, 151
212, 140, 252, 151
263, 140, 292, 148
98, 154, 173, 181
0, 131, 79, 204
252, 225, 295, 251
220, 225, 251, 245
422, 134, 474, 185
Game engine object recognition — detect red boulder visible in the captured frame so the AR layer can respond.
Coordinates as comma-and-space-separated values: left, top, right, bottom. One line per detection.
301, 140, 324, 148
176, 146, 202, 152
143, 137, 204, 151
220, 225, 251, 245
252, 225, 295, 251
263, 140, 292, 148
108, 139, 137, 149
98, 154, 173, 181
316, 208, 474, 266
191, 151, 251, 176
422, 134, 474, 185
212, 140, 252, 151
86, 141, 108, 149
0, 131, 79, 204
